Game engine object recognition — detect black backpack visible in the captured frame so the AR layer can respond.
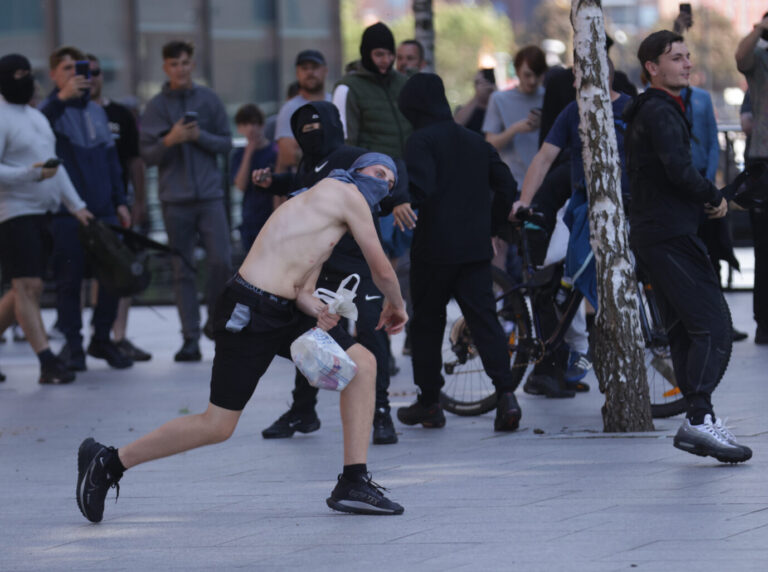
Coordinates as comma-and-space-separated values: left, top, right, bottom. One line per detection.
78, 220, 151, 297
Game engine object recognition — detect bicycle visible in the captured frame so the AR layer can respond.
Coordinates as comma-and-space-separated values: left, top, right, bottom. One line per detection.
438, 208, 685, 419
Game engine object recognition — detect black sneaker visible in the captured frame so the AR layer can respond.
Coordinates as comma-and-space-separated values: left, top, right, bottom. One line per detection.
116, 339, 152, 362
39, 356, 76, 384
732, 328, 748, 342
326, 473, 404, 515
0, 368, 5, 382
397, 400, 446, 428
76, 438, 122, 523
494, 391, 522, 431
373, 408, 398, 444
262, 409, 321, 439
87, 339, 133, 369
755, 326, 768, 345
174, 338, 202, 362
58, 343, 87, 372
523, 374, 575, 398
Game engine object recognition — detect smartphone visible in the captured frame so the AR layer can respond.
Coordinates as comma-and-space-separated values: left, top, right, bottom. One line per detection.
43, 158, 62, 168
183, 111, 198, 124
679, 3, 691, 16
74, 60, 91, 78
481, 68, 496, 84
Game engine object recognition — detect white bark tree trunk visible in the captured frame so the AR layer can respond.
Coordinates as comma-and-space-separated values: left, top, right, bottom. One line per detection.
571, 0, 653, 431
413, 0, 434, 72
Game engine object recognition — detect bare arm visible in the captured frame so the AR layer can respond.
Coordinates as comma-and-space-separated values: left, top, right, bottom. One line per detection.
233, 145, 255, 191
275, 137, 300, 174
295, 266, 325, 318
736, 18, 768, 73
485, 109, 541, 151
454, 99, 479, 126
512, 142, 560, 214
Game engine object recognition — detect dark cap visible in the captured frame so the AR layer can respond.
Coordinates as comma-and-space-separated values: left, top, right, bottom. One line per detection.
295, 49, 326, 66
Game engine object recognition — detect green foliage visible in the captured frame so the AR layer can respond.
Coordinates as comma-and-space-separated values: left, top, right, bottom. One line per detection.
340, 0, 514, 109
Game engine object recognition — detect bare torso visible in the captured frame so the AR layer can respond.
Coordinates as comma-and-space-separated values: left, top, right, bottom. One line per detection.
238, 178, 357, 299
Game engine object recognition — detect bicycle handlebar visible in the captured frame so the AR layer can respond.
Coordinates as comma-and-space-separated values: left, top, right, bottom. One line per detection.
514, 207, 547, 228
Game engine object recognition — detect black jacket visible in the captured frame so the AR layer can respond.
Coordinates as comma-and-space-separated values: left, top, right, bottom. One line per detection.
623, 88, 722, 248
398, 73, 517, 265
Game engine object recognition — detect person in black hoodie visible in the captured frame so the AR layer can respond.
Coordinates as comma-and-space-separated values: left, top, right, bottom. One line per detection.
624, 30, 751, 463
251, 101, 405, 444
394, 73, 522, 432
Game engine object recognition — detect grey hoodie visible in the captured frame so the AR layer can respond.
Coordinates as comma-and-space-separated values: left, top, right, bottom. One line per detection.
140, 82, 231, 203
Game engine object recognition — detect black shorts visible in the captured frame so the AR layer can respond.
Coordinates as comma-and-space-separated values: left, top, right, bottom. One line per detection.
209, 274, 356, 411
0, 214, 52, 280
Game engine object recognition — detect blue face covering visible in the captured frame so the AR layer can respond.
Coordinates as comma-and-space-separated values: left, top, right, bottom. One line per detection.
327, 152, 397, 210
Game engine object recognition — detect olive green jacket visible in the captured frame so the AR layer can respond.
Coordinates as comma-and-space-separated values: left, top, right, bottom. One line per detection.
333, 63, 412, 159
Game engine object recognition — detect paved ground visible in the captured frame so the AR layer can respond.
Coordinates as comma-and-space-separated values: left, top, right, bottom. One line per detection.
1, 291, 767, 571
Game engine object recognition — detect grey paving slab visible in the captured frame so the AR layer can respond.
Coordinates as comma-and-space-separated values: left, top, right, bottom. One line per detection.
0, 292, 766, 571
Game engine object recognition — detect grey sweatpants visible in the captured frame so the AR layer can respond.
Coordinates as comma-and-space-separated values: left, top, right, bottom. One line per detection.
162, 200, 233, 340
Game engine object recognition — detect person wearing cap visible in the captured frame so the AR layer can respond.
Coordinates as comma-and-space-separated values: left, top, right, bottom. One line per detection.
0, 53, 93, 384
273, 49, 330, 177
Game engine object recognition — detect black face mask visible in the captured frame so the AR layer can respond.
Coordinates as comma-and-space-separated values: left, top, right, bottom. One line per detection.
297, 127, 324, 157
0, 54, 34, 105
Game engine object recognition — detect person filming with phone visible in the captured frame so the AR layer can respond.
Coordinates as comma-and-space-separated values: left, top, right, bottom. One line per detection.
140, 40, 233, 363
0, 52, 93, 385
38, 46, 131, 373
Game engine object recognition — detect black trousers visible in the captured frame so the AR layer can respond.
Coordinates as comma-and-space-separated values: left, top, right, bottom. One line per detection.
292, 271, 391, 413
634, 235, 732, 421
409, 259, 515, 405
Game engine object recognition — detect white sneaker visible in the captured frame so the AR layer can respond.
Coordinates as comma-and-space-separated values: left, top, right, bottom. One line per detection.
673, 414, 752, 463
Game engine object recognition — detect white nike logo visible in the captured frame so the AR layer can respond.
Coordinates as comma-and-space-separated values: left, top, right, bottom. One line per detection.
314, 161, 329, 173
365, 295, 381, 301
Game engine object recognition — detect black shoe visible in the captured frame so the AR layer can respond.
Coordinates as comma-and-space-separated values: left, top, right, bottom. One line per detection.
373, 408, 398, 444
262, 409, 321, 439
326, 473, 404, 515
494, 391, 522, 432
732, 328, 748, 342
58, 343, 87, 372
174, 338, 201, 362
76, 438, 122, 523
87, 339, 133, 369
0, 369, 5, 382
115, 339, 152, 362
523, 374, 575, 398
39, 357, 76, 384
397, 400, 446, 428
755, 326, 768, 345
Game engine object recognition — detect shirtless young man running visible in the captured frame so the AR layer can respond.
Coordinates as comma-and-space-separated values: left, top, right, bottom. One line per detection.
75, 153, 408, 521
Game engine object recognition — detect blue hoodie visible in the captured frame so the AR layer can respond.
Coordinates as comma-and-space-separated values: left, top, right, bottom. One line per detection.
38, 90, 125, 217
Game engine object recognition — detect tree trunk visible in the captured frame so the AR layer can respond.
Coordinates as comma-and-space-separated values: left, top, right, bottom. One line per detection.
570, 0, 654, 431
413, 0, 435, 72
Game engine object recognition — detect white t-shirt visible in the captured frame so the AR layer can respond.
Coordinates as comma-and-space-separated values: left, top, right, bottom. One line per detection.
0, 100, 85, 223
482, 86, 544, 183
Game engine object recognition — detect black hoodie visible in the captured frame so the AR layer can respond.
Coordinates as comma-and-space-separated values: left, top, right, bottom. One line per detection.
398, 73, 518, 264
623, 87, 721, 248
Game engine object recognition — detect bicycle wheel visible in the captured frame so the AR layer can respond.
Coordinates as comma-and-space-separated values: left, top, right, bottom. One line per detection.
638, 284, 686, 418
439, 266, 532, 416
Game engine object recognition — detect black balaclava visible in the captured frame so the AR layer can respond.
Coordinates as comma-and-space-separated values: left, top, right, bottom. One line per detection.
293, 105, 325, 158
0, 54, 34, 105
360, 22, 395, 76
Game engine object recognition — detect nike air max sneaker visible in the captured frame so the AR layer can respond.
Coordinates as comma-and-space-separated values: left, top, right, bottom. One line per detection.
673, 414, 752, 463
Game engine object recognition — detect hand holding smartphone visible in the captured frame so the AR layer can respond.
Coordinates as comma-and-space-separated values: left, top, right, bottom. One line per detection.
74, 60, 91, 79
43, 158, 62, 168
183, 111, 198, 124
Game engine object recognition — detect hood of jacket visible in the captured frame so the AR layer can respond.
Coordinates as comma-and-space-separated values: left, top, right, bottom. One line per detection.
397, 73, 453, 130
360, 22, 395, 75
289, 100, 345, 162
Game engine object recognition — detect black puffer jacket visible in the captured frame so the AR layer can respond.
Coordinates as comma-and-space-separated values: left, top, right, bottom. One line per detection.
623, 88, 721, 248
398, 73, 517, 264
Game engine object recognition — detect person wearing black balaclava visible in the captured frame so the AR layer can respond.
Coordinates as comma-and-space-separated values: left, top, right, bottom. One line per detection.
0, 53, 93, 385
251, 101, 409, 445
394, 72, 523, 432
